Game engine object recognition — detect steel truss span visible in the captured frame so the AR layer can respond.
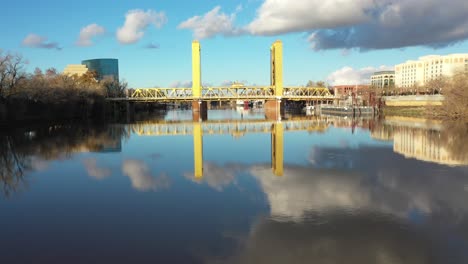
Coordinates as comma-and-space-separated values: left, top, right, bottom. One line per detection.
108, 86, 334, 102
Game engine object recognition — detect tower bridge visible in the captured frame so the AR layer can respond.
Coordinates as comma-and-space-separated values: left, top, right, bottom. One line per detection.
108, 40, 336, 120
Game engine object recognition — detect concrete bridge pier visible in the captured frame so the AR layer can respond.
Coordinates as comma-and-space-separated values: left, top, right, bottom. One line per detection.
264, 100, 284, 120
192, 100, 208, 121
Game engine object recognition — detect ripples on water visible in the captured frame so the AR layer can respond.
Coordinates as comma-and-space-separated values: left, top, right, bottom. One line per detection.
0, 109, 467, 263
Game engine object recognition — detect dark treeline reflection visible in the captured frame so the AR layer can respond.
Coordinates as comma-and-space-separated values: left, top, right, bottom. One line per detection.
0, 123, 128, 197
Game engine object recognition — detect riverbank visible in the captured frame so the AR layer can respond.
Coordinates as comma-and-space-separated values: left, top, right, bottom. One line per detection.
382, 106, 431, 118
0, 98, 106, 124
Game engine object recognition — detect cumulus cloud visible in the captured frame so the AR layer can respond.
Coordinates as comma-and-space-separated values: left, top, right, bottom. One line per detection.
76, 23, 105, 47
83, 158, 111, 180
327, 65, 393, 86
250, 145, 468, 222
169, 80, 192, 88
117, 9, 167, 44
247, 0, 371, 35
247, 0, 468, 50
122, 159, 170, 192
178, 6, 245, 39
308, 0, 468, 50
184, 162, 245, 191
22, 34, 61, 50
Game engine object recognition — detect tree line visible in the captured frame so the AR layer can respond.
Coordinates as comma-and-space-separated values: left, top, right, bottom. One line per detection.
0, 51, 126, 103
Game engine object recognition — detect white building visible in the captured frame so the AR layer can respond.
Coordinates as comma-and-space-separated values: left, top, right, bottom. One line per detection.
371, 71, 395, 88
395, 54, 468, 87
63, 64, 89, 77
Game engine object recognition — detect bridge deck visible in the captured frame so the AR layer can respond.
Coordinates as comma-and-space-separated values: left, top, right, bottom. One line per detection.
107, 86, 336, 101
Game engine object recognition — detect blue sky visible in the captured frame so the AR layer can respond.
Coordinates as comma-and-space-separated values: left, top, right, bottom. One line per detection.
2, 0, 468, 88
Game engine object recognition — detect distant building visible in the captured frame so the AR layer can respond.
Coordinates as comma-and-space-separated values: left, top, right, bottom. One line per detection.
395, 54, 468, 88
63, 64, 89, 77
333, 85, 370, 97
371, 71, 395, 88
81, 58, 119, 81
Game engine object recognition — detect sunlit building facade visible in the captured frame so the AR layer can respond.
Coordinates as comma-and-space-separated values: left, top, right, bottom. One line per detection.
63, 64, 89, 77
371, 71, 395, 88
395, 54, 468, 87
82, 58, 119, 81
393, 127, 467, 166
333, 85, 370, 97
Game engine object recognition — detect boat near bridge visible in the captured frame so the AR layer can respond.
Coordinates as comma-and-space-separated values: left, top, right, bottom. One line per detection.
319, 105, 375, 116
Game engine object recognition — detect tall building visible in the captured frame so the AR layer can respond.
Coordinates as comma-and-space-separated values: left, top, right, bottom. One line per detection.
395, 54, 468, 87
63, 64, 89, 77
371, 71, 395, 88
81, 58, 119, 81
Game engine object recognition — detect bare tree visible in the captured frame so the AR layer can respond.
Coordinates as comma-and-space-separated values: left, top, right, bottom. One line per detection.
306, 80, 315, 87
0, 52, 26, 97
316, 81, 326, 88
102, 77, 127, 98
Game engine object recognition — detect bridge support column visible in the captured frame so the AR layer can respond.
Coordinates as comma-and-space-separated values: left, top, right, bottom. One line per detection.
192, 101, 207, 121
271, 122, 284, 176
264, 100, 284, 120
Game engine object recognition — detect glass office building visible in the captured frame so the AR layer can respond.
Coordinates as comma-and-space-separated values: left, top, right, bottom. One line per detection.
82, 58, 119, 81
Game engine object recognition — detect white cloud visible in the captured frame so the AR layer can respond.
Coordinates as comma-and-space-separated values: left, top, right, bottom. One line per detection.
83, 158, 111, 180
327, 65, 393, 86
247, 0, 468, 50
76, 23, 105, 47
178, 6, 244, 39
22, 34, 61, 50
248, 0, 371, 35
122, 159, 170, 192
116, 9, 167, 44
184, 162, 243, 191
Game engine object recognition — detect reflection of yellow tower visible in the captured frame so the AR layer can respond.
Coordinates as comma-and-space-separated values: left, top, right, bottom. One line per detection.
271, 122, 284, 176
193, 122, 203, 179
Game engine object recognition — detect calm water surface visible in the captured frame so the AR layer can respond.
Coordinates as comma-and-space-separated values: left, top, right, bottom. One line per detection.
1, 109, 468, 263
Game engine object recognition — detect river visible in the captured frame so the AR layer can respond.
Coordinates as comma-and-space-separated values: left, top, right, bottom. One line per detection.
1, 108, 467, 263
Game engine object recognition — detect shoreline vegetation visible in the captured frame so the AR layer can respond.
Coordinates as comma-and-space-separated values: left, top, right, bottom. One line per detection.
0, 52, 126, 123
378, 72, 468, 121
1, 51, 467, 122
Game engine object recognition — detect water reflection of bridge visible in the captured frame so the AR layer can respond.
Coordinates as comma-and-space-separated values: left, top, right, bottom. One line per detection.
128, 119, 329, 136
126, 118, 331, 179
